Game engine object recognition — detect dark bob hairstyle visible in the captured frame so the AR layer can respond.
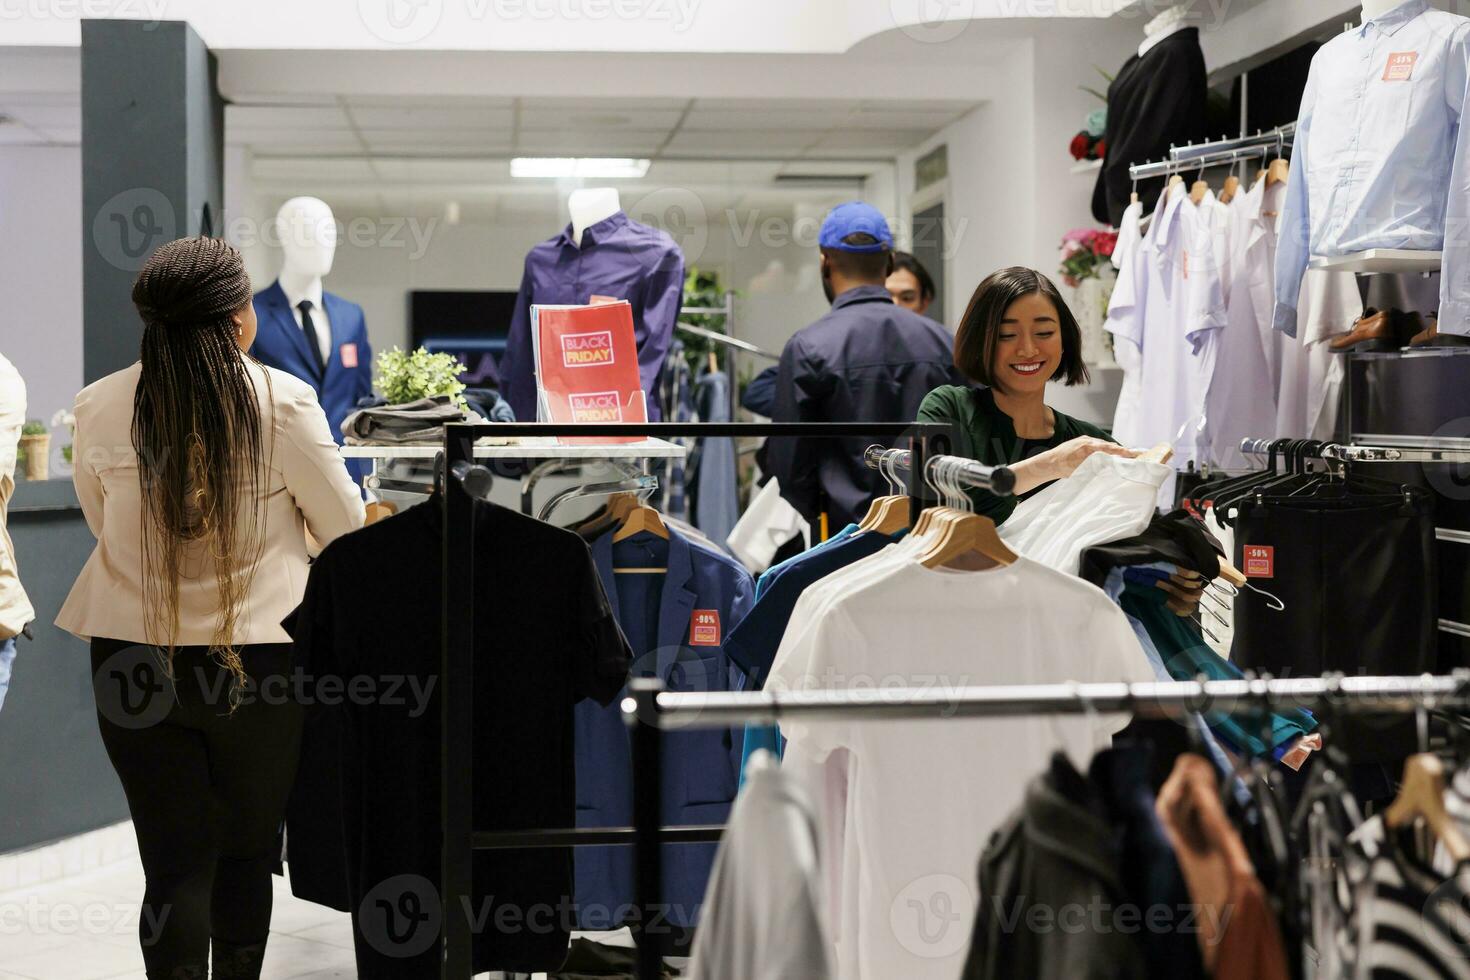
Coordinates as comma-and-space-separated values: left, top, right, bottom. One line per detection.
953, 266, 1090, 388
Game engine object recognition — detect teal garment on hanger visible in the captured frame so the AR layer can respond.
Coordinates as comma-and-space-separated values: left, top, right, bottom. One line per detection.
1116, 572, 1317, 758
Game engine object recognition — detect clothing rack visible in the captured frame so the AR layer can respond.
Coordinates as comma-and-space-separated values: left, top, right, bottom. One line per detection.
677, 290, 742, 418
1240, 436, 1470, 465
863, 444, 1018, 497
619, 672, 1470, 980
1129, 121, 1295, 182
437, 420, 957, 979
675, 321, 777, 361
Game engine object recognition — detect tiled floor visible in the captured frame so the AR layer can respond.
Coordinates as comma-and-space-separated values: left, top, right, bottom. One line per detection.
0, 849, 359, 979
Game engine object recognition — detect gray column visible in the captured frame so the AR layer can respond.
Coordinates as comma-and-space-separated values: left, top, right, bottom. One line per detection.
81, 20, 224, 384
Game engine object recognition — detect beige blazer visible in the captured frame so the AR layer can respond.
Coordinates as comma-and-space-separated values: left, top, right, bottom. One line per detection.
56, 359, 366, 646
0, 353, 36, 641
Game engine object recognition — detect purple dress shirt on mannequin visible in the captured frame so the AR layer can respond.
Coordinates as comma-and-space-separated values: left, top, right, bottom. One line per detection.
499, 211, 685, 422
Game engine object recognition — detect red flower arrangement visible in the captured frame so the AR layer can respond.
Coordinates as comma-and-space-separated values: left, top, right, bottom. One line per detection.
1058, 228, 1119, 287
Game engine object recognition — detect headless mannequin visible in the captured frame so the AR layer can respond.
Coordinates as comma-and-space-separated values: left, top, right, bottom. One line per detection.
1360, 0, 1400, 19
1139, 3, 1191, 56
275, 196, 337, 300
568, 188, 621, 247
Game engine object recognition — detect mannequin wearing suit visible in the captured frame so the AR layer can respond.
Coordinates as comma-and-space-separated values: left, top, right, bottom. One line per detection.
250, 197, 373, 486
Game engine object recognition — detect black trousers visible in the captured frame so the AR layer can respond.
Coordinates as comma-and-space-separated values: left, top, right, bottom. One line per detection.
91, 637, 304, 979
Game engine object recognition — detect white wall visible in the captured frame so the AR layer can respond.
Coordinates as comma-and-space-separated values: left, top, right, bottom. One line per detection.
894, 23, 1140, 427
0, 146, 82, 460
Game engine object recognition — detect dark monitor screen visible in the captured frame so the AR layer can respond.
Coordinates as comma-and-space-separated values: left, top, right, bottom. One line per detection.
410, 289, 517, 388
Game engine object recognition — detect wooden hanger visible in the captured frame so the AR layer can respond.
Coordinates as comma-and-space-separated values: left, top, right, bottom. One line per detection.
612, 502, 670, 573
707, 350, 719, 375
857, 495, 910, 536
1167, 174, 1184, 190
1189, 179, 1210, 205
1265, 158, 1290, 188
613, 503, 669, 543
917, 512, 1018, 571
1216, 558, 1247, 588
1139, 442, 1174, 465
1384, 754, 1470, 863
1219, 174, 1240, 204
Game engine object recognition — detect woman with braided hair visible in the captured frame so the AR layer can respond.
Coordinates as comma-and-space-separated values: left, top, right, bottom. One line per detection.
57, 236, 364, 979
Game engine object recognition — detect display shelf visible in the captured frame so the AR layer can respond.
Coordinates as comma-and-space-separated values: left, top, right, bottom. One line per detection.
1071, 159, 1102, 174
1308, 249, 1442, 274
341, 436, 686, 460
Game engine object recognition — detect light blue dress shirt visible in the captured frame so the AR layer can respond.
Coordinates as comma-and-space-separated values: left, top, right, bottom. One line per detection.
1273, 0, 1470, 337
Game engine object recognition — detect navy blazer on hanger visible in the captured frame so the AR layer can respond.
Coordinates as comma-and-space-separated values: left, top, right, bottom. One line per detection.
250, 280, 373, 485
575, 526, 753, 930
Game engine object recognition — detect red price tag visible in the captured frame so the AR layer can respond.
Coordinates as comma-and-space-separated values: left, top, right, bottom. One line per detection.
1243, 545, 1274, 578
340, 343, 358, 369
1383, 51, 1418, 82
690, 609, 721, 647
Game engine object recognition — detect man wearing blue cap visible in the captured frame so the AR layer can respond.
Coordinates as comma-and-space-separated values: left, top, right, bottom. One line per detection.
766, 201, 963, 532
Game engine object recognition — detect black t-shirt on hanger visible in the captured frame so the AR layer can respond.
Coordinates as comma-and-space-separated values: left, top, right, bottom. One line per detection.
1092, 27, 1209, 228
284, 498, 632, 977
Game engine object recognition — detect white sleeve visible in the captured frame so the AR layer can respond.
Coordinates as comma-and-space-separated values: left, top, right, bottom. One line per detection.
1438, 25, 1470, 336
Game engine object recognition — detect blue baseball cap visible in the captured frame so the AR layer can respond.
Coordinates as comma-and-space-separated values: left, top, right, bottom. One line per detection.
819, 201, 893, 253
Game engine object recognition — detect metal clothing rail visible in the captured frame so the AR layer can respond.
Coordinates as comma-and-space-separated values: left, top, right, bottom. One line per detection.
1240, 436, 1470, 466
1168, 121, 1296, 162
863, 444, 1018, 497
1129, 121, 1295, 182
675, 321, 777, 360
437, 420, 952, 979
618, 671, 1470, 980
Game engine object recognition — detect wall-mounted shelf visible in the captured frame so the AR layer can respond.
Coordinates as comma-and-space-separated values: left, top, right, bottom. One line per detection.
1070, 159, 1102, 174
1309, 249, 1442, 275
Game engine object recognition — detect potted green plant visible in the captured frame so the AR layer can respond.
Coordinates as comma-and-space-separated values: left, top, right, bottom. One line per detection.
18, 420, 49, 481
51, 409, 75, 467
680, 266, 734, 376
373, 347, 468, 407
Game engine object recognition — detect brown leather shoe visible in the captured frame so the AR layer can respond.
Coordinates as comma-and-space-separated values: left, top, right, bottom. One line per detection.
1329, 308, 1415, 353
1409, 316, 1470, 347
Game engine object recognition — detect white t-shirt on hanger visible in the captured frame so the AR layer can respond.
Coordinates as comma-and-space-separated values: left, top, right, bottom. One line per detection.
766, 556, 1155, 980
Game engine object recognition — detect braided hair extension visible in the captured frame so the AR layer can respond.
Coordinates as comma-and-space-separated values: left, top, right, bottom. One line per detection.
131, 236, 270, 709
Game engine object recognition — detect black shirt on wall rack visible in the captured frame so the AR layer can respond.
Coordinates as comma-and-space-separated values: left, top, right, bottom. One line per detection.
1092, 26, 1209, 228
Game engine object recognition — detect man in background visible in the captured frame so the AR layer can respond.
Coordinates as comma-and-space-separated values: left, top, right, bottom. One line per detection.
887, 250, 937, 319
0, 353, 35, 713
766, 202, 963, 532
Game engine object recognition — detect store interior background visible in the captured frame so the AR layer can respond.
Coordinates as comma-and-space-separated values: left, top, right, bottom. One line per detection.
0, 0, 1381, 856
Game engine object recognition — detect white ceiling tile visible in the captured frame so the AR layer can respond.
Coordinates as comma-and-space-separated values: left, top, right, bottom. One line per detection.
252, 157, 379, 181
681, 107, 852, 131
226, 105, 351, 130
348, 106, 515, 130
664, 130, 816, 153
229, 128, 365, 151
514, 130, 667, 154
359, 128, 514, 150
809, 129, 934, 152
344, 95, 516, 108
519, 97, 688, 112
517, 106, 685, 132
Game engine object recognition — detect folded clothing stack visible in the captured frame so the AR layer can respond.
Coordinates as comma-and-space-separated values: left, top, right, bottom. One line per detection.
340, 395, 485, 445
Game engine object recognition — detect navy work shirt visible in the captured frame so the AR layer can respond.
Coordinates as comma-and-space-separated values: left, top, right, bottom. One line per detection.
499, 211, 685, 423
766, 284, 962, 528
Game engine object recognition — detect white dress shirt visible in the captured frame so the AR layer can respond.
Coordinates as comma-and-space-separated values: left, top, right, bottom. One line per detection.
1273, 0, 1470, 336
1106, 199, 1146, 448
282, 280, 333, 367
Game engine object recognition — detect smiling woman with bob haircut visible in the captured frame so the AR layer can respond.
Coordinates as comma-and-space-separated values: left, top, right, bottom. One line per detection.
917, 266, 1138, 525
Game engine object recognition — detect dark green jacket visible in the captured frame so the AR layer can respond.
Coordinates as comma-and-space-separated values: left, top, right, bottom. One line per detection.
916, 385, 1113, 524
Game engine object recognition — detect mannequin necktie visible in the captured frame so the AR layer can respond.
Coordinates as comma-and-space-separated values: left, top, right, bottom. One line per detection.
297, 299, 327, 376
